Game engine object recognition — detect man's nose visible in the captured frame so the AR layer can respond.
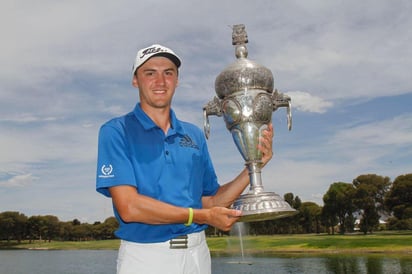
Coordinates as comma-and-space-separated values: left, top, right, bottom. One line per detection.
155, 74, 166, 85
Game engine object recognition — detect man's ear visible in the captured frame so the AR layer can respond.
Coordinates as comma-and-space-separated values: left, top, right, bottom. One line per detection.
132, 75, 138, 88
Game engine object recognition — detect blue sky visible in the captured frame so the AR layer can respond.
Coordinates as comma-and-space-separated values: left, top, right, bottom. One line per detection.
1, 0, 411, 222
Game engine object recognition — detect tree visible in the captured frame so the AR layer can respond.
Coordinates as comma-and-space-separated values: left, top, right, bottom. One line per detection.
59, 221, 75, 241
27, 215, 60, 242
299, 202, 322, 234
42, 215, 60, 242
0, 211, 28, 243
385, 173, 412, 220
249, 193, 303, 235
283, 193, 302, 233
92, 217, 118, 240
72, 219, 81, 226
28, 215, 44, 242
284, 192, 302, 209
321, 203, 338, 235
385, 173, 412, 230
322, 182, 355, 234
353, 174, 391, 234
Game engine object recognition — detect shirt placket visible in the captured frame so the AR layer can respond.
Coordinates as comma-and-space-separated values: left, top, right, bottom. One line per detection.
164, 136, 172, 164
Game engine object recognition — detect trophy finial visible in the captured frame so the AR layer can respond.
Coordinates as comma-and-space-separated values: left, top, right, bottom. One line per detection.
232, 24, 248, 59
232, 24, 248, 45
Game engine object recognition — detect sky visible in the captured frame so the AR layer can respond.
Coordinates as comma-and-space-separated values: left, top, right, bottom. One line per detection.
1, 0, 411, 223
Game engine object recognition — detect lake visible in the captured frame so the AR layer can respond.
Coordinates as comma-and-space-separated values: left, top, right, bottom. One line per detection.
0, 250, 411, 274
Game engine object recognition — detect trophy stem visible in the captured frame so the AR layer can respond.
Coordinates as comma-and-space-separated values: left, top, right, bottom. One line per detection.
247, 162, 264, 194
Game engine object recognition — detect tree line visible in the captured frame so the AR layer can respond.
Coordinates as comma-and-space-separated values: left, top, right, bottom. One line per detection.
241, 173, 412, 236
1, 173, 411, 243
0, 214, 117, 244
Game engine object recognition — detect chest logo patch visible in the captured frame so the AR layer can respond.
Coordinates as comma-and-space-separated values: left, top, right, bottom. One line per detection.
179, 135, 199, 150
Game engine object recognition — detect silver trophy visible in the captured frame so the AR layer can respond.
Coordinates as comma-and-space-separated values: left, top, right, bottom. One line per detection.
203, 24, 297, 222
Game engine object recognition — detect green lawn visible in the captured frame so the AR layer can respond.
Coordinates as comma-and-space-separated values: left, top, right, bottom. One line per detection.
2, 232, 412, 254
207, 232, 412, 254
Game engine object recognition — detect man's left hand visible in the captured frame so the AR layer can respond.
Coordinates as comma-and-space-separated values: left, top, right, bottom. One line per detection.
258, 123, 274, 168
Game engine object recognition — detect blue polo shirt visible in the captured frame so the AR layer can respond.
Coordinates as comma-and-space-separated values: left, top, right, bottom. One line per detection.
96, 103, 220, 243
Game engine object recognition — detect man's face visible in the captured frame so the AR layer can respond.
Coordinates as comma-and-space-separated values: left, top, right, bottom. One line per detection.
133, 56, 179, 111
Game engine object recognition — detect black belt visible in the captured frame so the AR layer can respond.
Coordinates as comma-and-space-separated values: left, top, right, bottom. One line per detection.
169, 235, 188, 249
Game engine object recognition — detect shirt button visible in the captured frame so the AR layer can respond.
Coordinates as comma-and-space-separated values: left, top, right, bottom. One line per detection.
165, 151, 169, 155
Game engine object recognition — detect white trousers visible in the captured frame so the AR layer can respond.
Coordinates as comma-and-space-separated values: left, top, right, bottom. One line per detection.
116, 231, 211, 274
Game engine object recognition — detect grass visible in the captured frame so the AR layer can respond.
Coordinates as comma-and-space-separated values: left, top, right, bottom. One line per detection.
2, 231, 412, 254
207, 232, 412, 254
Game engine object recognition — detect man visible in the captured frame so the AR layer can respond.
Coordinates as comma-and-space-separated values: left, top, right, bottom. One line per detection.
96, 44, 274, 274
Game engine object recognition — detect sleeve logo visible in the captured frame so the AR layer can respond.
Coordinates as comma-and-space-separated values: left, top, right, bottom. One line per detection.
99, 164, 114, 178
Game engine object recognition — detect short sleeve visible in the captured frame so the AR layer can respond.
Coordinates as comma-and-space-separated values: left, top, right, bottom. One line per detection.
96, 123, 136, 197
200, 135, 220, 197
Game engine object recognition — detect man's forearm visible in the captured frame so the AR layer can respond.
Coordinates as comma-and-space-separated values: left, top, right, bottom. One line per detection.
204, 168, 249, 208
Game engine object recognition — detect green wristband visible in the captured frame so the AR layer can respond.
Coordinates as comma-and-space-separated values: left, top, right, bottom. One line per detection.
184, 207, 193, 226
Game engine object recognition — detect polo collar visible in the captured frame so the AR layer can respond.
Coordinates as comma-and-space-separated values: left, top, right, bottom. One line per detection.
133, 103, 185, 135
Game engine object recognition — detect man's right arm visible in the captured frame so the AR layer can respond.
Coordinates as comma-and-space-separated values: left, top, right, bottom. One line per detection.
109, 185, 188, 224
109, 185, 241, 231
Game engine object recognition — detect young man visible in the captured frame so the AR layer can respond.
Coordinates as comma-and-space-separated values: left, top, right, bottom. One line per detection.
96, 44, 274, 274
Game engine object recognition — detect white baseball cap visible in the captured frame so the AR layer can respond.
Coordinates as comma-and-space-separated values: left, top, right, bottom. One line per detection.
132, 44, 181, 75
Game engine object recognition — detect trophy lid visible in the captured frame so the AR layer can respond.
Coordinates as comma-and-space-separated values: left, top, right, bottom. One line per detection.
215, 24, 274, 99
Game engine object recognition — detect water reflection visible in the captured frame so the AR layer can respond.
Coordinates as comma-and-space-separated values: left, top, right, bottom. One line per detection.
324, 255, 362, 273
212, 253, 412, 274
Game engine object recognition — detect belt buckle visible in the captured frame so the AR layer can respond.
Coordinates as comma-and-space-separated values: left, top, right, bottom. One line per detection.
169, 235, 188, 249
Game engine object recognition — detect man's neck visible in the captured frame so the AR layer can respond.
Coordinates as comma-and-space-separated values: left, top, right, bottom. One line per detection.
142, 105, 171, 134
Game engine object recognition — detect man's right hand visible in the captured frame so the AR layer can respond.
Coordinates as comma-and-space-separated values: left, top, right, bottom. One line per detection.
194, 207, 241, 231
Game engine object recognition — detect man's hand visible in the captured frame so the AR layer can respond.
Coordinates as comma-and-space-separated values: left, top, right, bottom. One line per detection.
259, 123, 274, 168
195, 207, 241, 231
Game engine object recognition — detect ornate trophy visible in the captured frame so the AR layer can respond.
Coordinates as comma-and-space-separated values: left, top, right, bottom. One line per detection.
203, 24, 297, 222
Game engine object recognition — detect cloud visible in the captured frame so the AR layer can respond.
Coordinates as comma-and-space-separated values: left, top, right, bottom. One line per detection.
286, 91, 333, 113
259, 1, 412, 100
0, 172, 36, 187
332, 114, 412, 147
0, 114, 58, 123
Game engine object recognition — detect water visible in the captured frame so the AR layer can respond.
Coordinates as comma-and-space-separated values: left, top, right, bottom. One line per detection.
212, 254, 412, 274
0, 250, 116, 274
1, 250, 411, 274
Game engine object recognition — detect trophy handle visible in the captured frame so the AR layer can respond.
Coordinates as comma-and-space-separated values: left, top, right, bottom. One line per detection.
203, 108, 211, 139
203, 96, 222, 139
272, 89, 292, 131
287, 100, 292, 131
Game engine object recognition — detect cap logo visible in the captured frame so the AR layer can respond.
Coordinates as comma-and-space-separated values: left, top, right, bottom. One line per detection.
140, 46, 167, 59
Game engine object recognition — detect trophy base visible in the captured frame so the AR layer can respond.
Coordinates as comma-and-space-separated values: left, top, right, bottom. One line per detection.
232, 192, 297, 222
